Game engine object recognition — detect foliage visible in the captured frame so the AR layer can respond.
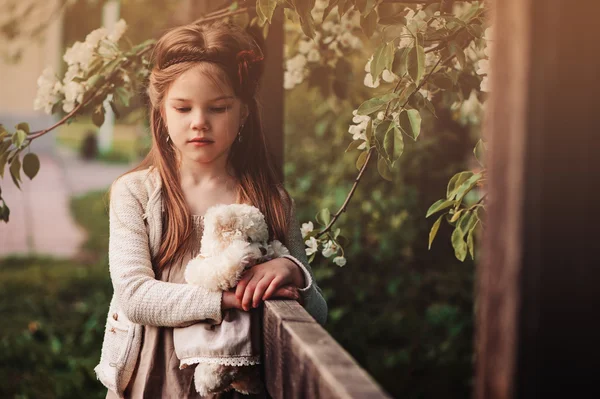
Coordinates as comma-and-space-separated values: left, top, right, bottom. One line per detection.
278, 0, 491, 263
285, 69, 476, 397
0, 191, 112, 398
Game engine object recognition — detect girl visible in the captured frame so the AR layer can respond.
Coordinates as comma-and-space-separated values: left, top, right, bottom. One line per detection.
95, 21, 328, 398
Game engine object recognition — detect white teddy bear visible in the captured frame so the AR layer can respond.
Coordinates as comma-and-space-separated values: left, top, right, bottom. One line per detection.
179, 203, 289, 396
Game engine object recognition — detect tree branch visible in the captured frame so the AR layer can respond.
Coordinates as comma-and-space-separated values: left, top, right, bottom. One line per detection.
316, 147, 376, 239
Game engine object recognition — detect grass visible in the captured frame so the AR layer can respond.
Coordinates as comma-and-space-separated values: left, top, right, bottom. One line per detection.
0, 190, 112, 399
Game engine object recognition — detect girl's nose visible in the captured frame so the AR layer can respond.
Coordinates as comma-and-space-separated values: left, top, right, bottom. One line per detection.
190, 110, 209, 131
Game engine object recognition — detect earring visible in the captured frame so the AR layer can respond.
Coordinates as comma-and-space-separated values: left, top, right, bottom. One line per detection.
237, 124, 244, 143
166, 135, 171, 143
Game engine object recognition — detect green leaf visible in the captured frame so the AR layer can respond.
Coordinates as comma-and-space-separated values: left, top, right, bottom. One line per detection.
426, 199, 455, 218
450, 209, 464, 223
92, 105, 105, 127
322, 0, 339, 21
365, 119, 373, 144
356, 150, 368, 170
474, 139, 486, 167
345, 139, 365, 153
9, 154, 21, 189
12, 130, 26, 148
357, 93, 399, 115
15, 122, 30, 134
422, 97, 437, 117
0, 149, 9, 178
22, 153, 40, 180
0, 204, 10, 222
447, 171, 474, 200
377, 156, 393, 181
467, 220, 478, 259
398, 109, 421, 141
115, 87, 131, 107
338, 0, 352, 18
392, 123, 404, 161
257, 0, 277, 24
383, 123, 395, 160
449, 41, 466, 69
451, 226, 468, 261
360, 9, 378, 38
316, 208, 331, 225
370, 42, 394, 81
293, 0, 317, 38
408, 44, 425, 83
455, 173, 483, 203
428, 214, 443, 249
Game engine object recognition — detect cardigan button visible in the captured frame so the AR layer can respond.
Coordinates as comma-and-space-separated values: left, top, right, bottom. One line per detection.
112, 313, 118, 321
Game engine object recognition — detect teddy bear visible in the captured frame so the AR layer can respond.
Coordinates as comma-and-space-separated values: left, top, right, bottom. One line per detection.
176, 203, 290, 396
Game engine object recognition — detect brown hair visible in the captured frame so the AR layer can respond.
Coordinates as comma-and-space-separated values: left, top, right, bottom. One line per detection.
120, 21, 290, 271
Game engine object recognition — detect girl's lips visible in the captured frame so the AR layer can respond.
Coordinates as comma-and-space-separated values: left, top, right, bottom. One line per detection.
189, 141, 213, 146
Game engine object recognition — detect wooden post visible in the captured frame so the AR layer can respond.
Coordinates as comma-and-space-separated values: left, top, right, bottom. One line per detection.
476, 1, 600, 398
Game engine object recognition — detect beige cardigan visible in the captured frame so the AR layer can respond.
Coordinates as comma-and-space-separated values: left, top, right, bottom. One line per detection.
94, 168, 328, 398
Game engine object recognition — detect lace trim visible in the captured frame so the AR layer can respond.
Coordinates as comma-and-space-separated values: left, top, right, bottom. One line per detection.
180, 355, 261, 368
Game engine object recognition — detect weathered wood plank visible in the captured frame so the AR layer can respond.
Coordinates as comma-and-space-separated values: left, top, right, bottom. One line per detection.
263, 300, 391, 399
477, 1, 600, 398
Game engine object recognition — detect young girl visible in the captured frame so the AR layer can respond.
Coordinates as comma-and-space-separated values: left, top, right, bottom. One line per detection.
95, 21, 328, 398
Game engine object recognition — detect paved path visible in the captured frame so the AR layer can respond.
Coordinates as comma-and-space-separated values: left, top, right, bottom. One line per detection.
0, 148, 134, 258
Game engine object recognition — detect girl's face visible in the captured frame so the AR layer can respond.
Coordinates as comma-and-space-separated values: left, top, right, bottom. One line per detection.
163, 64, 247, 167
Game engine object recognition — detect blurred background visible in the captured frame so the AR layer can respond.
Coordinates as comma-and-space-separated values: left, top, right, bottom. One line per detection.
0, 1, 484, 397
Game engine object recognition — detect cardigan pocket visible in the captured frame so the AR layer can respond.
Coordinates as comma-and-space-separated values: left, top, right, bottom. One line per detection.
95, 312, 134, 395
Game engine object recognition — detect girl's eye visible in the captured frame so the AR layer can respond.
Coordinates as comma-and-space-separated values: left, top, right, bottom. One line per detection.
211, 106, 231, 113
175, 107, 191, 113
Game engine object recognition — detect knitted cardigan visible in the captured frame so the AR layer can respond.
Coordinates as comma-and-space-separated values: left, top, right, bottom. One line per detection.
94, 168, 328, 398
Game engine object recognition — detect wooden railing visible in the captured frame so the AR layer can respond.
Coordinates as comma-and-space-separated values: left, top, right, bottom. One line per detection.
263, 300, 391, 399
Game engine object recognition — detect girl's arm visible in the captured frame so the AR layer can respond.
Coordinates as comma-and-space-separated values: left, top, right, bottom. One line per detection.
108, 177, 223, 327
279, 198, 328, 325
235, 196, 328, 326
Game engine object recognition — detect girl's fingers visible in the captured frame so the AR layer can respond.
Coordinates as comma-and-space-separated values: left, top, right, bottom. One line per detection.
262, 276, 284, 301
235, 270, 253, 300
272, 286, 300, 301
252, 276, 272, 308
241, 274, 262, 311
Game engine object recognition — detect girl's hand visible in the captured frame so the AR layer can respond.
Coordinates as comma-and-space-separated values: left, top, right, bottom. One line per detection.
235, 257, 305, 311
223, 285, 300, 311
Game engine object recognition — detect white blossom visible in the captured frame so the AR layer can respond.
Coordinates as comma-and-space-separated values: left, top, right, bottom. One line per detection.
108, 19, 127, 43
480, 75, 490, 92
307, 48, 321, 62
476, 59, 489, 76
333, 256, 347, 266
301, 221, 314, 238
364, 73, 380, 88
305, 237, 318, 256
322, 240, 338, 258
33, 66, 62, 114
85, 27, 108, 47
381, 69, 398, 83
298, 40, 313, 54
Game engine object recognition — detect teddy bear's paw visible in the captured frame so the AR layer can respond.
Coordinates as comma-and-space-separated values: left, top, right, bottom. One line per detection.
193, 363, 238, 395
231, 365, 264, 395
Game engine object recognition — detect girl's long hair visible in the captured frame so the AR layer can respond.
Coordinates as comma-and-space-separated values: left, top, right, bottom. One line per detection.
120, 21, 290, 271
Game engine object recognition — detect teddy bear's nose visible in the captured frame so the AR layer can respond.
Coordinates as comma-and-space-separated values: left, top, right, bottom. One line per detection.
260, 247, 267, 256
